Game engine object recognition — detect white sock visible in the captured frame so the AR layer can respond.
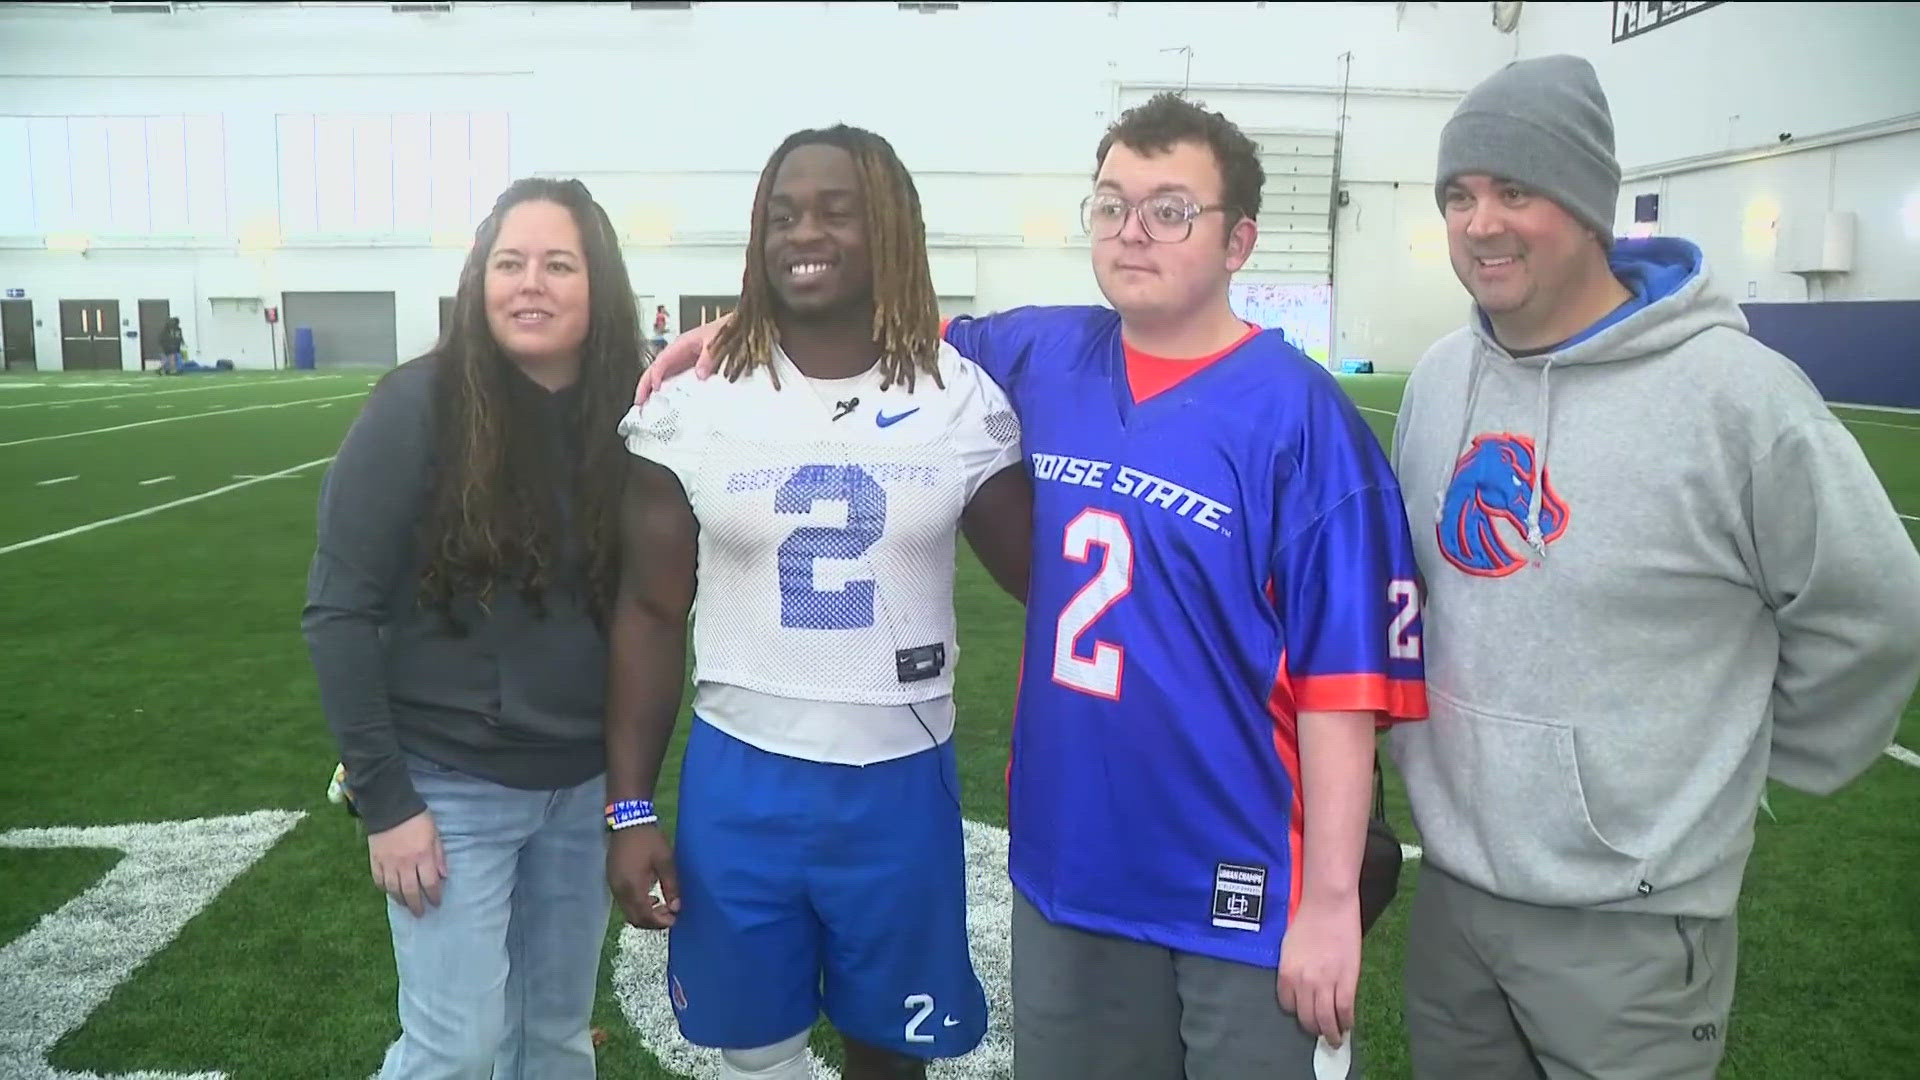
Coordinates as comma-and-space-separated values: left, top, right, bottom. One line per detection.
719, 1030, 813, 1080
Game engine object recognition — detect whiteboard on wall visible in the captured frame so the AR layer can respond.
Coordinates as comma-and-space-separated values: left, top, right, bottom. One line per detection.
1230, 281, 1331, 366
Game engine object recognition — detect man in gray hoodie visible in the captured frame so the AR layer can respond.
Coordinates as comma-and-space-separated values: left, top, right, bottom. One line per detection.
1390, 54, 1920, 1079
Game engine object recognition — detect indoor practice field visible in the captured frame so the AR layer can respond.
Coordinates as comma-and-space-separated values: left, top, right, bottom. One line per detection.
1, 368, 1915, 1080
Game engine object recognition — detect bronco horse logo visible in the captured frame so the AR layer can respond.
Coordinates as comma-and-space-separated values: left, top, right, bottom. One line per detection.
1439, 433, 1569, 577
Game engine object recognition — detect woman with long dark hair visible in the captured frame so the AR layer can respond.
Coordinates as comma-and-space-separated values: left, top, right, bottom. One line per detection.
303, 177, 643, 1079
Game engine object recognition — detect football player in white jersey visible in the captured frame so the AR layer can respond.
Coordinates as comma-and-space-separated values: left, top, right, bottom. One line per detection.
605, 126, 1031, 1080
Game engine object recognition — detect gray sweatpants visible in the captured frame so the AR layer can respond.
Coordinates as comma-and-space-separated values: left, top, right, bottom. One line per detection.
1011, 891, 1358, 1080
1404, 866, 1737, 1080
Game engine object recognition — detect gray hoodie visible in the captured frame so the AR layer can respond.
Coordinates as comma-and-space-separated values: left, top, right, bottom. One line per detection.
1389, 238, 1920, 918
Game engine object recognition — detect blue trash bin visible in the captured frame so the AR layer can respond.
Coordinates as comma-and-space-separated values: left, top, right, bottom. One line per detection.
292, 326, 316, 370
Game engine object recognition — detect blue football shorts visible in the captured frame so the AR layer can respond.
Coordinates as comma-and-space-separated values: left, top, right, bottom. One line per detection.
665, 716, 988, 1059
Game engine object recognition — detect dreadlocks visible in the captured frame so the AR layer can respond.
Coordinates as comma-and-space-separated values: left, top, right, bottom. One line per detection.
417, 177, 644, 629
709, 125, 944, 393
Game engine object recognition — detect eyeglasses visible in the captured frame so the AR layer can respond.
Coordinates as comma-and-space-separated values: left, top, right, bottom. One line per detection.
1080, 193, 1235, 243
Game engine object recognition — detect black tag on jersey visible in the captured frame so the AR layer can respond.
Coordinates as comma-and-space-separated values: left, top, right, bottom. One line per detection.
1212, 862, 1267, 931
896, 643, 946, 683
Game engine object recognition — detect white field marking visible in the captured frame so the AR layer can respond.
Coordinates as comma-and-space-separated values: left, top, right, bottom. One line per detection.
1899, 513, 1918, 523
0, 456, 333, 556
0, 392, 364, 448
1833, 401, 1920, 416
0, 809, 305, 1080
138, 475, 175, 486
315, 402, 334, 409
1886, 744, 1920, 769
1842, 417, 1920, 432
1356, 405, 1397, 418
0, 380, 142, 392
34, 475, 76, 486
1402, 842, 1425, 861
0, 378, 351, 410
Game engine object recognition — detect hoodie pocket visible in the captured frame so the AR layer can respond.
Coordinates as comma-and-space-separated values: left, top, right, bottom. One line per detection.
1406, 688, 1649, 906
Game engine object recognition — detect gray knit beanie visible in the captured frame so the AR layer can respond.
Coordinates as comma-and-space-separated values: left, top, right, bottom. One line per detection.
1435, 55, 1620, 239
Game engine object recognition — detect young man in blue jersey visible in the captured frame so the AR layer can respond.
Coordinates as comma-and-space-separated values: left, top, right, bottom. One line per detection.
605, 126, 1031, 1080
1391, 56, 1920, 1079
640, 94, 1428, 1079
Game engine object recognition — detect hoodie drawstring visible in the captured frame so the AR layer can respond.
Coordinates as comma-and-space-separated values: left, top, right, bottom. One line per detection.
1435, 343, 1490, 527
1525, 358, 1554, 563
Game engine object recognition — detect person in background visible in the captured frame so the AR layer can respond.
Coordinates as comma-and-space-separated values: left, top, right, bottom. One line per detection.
1390, 54, 1920, 1079
652, 303, 671, 352
158, 315, 185, 375
303, 176, 644, 1080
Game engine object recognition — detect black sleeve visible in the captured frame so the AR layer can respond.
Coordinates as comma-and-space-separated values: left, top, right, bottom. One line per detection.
300, 365, 437, 832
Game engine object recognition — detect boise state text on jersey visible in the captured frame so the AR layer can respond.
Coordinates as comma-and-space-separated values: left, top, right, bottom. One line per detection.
617, 342, 1020, 732
946, 306, 1428, 968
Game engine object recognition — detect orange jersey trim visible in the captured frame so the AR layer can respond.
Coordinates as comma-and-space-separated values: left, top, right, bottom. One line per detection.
1292, 673, 1429, 722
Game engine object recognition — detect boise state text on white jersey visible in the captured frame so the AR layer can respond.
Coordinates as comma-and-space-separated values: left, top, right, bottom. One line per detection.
618, 341, 1020, 763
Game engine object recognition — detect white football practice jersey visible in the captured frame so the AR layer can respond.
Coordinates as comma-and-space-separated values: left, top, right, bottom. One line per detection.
618, 340, 1021, 764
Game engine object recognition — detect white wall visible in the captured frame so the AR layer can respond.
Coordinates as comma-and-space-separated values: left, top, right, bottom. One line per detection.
1516, 1, 1920, 304
0, 1, 1524, 372
1619, 129, 1920, 304
1517, 2, 1920, 167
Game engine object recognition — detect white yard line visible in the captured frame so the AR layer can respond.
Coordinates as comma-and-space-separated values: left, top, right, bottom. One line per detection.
1900, 513, 1917, 524
1886, 744, 1920, 770
0, 375, 355, 410
1356, 405, 1397, 418
0, 392, 364, 448
138, 475, 175, 486
1833, 401, 1920, 416
34, 475, 76, 487
0, 456, 333, 556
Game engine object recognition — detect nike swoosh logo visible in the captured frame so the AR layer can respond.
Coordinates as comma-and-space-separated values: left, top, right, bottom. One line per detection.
875, 408, 920, 428
943, 1015, 959, 1027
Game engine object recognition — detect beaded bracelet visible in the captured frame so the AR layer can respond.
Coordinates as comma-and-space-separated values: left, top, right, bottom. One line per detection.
606, 798, 658, 831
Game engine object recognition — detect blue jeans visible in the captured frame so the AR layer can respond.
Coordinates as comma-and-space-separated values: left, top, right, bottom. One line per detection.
377, 755, 610, 1080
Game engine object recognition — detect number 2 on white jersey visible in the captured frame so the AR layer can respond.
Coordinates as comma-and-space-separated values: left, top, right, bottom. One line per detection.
1052, 509, 1133, 700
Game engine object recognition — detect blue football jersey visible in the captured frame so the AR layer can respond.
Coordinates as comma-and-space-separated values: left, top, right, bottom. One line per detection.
946, 306, 1427, 967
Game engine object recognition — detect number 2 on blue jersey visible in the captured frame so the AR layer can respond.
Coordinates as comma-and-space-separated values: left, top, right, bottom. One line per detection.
1051, 513, 1424, 700
1052, 509, 1134, 699
776, 465, 886, 630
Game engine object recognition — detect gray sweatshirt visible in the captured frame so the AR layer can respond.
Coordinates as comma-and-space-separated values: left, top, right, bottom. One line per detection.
302, 354, 608, 832
1389, 238, 1920, 918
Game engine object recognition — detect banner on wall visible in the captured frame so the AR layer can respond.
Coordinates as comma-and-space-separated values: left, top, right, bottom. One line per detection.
1229, 282, 1331, 366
